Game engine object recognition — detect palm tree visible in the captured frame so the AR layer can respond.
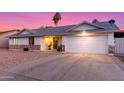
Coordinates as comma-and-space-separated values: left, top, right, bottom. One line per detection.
52, 12, 61, 26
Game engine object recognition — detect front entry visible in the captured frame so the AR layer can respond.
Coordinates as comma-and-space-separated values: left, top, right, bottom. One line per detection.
53, 37, 59, 49
41, 36, 62, 51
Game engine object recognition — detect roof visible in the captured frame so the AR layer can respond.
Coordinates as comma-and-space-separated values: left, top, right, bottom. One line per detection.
9, 19, 120, 38
93, 21, 119, 30
35, 25, 76, 36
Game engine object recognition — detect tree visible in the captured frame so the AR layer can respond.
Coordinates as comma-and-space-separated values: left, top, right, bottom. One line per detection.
52, 12, 61, 26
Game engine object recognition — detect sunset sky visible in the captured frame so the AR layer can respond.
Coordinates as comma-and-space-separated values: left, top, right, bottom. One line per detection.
0, 12, 124, 31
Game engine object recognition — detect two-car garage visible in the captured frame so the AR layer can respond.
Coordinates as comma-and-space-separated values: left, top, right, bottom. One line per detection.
62, 35, 108, 54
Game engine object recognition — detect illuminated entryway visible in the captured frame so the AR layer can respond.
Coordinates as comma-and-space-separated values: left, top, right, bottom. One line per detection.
40, 36, 62, 51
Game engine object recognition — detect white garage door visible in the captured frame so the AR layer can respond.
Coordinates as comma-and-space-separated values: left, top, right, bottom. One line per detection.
64, 36, 108, 54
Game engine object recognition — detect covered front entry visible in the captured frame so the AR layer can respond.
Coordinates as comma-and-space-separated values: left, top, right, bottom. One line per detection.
64, 35, 108, 54
40, 36, 62, 51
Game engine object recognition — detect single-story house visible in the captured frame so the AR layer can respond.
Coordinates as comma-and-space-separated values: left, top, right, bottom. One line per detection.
8, 19, 120, 54
0, 30, 19, 48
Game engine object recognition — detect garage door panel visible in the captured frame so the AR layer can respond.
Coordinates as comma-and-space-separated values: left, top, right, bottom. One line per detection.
65, 36, 108, 54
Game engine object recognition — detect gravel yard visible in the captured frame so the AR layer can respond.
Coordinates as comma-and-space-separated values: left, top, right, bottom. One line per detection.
0, 49, 58, 69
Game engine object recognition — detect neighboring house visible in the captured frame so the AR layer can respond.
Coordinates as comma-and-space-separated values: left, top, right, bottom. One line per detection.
0, 30, 19, 48
9, 19, 120, 54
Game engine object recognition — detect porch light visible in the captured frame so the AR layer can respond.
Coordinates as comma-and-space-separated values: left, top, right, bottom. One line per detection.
45, 37, 52, 41
49, 38, 52, 41
45, 38, 49, 42
81, 30, 87, 36
45, 37, 53, 45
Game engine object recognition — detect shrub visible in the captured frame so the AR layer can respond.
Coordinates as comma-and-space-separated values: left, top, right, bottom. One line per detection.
23, 48, 29, 51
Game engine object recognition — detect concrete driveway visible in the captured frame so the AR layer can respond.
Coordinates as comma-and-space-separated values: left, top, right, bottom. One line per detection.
2, 53, 124, 81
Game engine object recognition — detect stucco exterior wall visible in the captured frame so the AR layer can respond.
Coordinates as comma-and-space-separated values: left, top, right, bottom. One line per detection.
62, 36, 67, 51
62, 36, 66, 46
40, 37, 47, 51
108, 33, 114, 53
108, 33, 114, 46
9, 38, 13, 45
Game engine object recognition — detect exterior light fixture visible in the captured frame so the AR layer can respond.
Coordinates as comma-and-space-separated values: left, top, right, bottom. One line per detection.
45, 37, 53, 46
81, 30, 87, 36
45, 37, 49, 42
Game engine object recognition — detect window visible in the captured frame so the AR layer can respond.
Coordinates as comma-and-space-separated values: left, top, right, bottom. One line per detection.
13, 38, 18, 45
29, 37, 34, 45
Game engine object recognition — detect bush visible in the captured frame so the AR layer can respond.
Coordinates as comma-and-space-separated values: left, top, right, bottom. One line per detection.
23, 48, 29, 51
57, 45, 62, 51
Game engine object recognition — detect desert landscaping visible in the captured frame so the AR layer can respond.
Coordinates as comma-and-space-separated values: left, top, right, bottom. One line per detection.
0, 49, 58, 69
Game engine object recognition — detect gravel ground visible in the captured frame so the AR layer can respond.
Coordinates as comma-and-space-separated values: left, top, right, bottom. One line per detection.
0, 49, 58, 69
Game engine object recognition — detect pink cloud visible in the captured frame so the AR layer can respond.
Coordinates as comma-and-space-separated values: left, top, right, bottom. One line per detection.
0, 12, 124, 31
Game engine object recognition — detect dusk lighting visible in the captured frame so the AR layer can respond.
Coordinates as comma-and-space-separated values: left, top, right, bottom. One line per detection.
81, 30, 87, 36
0, 12, 124, 31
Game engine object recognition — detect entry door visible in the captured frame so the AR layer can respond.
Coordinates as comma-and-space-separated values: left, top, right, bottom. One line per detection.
65, 36, 108, 54
29, 37, 34, 45
53, 37, 58, 49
